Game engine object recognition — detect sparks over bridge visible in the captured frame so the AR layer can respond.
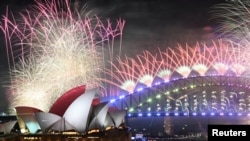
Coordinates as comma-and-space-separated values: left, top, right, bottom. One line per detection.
103, 40, 250, 117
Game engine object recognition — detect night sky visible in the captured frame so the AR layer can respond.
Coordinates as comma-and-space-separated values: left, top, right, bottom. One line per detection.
0, 0, 226, 113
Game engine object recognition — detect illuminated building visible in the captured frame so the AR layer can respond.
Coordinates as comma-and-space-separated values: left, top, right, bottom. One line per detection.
11, 86, 127, 135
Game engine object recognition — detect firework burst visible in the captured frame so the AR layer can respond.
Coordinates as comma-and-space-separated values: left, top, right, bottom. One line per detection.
0, 0, 124, 112
210, 0, 250, 46
104, 39, 247, 95
210, 0, 250, 75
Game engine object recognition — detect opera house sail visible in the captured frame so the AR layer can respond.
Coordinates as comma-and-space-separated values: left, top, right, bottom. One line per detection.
8, 86, 127, 135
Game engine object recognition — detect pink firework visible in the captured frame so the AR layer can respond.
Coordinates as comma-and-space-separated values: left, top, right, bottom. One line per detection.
102, 50, 163, 94
0, 0, 124, 112
104, 39, 246, 95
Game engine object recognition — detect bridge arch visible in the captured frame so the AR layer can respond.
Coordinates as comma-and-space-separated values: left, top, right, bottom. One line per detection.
110, 75, 250, 117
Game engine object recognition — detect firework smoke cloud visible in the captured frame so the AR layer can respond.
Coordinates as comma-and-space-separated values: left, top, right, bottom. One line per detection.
0, 0, 124, 112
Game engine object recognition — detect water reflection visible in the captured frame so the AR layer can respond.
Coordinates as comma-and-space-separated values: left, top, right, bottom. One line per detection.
127, 116, 249, 140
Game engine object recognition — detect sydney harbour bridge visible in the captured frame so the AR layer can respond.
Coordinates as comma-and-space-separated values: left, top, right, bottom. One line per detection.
109, 75, 250, 118
105, 50, 250, 137
105, 41, 250, 119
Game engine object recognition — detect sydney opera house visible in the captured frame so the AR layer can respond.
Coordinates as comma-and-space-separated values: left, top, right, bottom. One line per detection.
0, 86, 130, 140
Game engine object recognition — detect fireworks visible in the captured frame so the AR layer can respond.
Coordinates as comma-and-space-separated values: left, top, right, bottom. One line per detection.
2, 0, 250, 115
210, 0, 250, 46
209, 0, 250, 76
104, 40, 247, 95
104, 40, 250, 116
0, 0, 124, 112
